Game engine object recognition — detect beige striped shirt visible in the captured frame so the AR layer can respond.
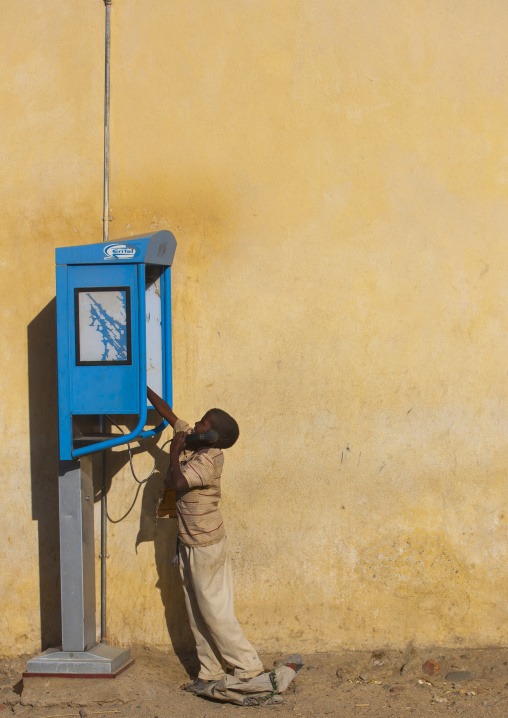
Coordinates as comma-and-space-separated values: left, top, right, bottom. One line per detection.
174, 419, 226, 547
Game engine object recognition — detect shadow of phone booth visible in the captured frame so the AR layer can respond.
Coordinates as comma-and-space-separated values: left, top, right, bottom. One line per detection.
26, 231, 176, 677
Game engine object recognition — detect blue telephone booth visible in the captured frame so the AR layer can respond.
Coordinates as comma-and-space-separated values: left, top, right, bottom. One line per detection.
56, 230, 176, 459
26, 231, 176, 678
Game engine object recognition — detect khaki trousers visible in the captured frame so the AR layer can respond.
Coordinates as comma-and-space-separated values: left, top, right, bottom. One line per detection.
179, 536, 264, 681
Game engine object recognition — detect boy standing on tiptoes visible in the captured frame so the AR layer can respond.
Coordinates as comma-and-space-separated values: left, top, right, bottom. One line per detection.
147, 387, 264, 692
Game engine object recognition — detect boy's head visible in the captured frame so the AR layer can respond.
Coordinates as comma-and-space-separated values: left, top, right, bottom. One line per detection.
195, 409, 239, 449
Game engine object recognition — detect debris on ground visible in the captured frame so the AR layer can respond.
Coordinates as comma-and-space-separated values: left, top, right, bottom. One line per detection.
446, 669, 475, 682
422, 658, 440, 675
192, 654, 304, 705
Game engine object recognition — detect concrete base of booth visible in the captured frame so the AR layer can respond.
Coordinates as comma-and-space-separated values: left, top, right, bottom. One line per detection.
24, 644, 133, 678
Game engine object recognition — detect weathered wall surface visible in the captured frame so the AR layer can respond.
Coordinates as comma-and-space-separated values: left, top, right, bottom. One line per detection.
1, 0, 508, 656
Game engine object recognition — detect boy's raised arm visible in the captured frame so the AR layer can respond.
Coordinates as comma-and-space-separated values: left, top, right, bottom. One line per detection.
147, 386, 179, 428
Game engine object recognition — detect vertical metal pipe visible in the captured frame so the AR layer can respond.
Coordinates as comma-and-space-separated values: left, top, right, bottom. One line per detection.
101, 0, 112, 644
103, 0, 112, 244
99, 418, 108, 644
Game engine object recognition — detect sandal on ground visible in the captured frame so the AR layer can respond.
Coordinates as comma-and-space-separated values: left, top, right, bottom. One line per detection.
184, 678, 214, 693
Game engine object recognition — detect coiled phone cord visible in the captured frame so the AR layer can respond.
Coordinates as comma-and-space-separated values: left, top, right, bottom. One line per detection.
104, 415, 171, 523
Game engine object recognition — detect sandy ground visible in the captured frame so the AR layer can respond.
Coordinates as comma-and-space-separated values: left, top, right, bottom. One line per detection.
2, 645, 508, 717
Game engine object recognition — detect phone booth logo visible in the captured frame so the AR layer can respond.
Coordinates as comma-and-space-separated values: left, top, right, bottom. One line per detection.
103, 243, 137, 260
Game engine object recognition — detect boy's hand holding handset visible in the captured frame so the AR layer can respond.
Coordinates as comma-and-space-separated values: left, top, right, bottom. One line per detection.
170, 432, 187, 457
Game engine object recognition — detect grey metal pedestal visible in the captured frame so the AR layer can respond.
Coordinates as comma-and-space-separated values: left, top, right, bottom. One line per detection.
25, 461, 132, 678
25, 644, 133, 677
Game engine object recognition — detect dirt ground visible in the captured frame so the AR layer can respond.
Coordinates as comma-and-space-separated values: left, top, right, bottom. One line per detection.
2, 645, 508, 718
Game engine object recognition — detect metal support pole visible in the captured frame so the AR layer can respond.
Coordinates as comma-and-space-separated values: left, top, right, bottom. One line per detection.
59, 460, 96, 652
25, 461, 131, 676
101, 0, 111, 644
103, 0, 112, 244
99, 417, 108, 644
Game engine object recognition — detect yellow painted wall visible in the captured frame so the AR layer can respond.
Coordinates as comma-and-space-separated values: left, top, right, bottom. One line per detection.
1, 0, 508, 656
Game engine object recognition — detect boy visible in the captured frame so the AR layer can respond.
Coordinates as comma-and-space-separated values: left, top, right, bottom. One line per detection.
147, 387, 264, 692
